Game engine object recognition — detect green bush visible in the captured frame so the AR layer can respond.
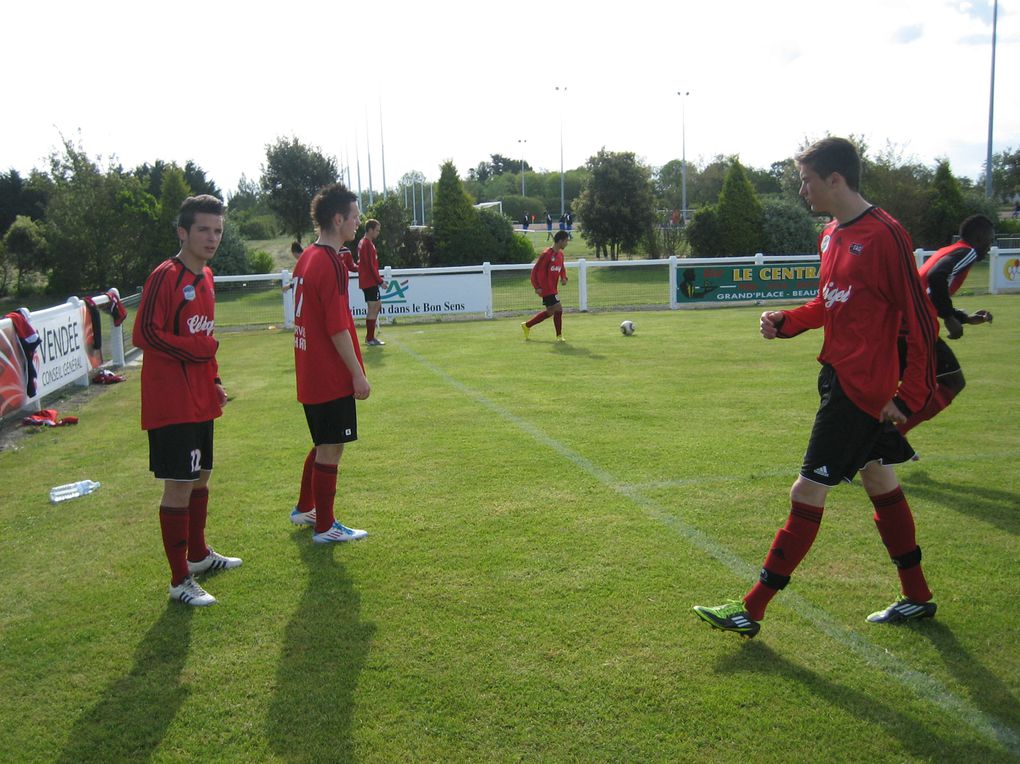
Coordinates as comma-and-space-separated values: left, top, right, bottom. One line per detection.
249, 250, 276, 274
685, 205, 722, 257
212, 226, 252, 275
478, 209, 534, 264
761, 198, 818, 255
716, 159, 764, 256
995, 217, 1020, 236
238, 215, 277, 240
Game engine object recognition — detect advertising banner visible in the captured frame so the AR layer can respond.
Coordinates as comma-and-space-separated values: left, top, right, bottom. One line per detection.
991, 252, 1020, 293
349, 272, 490, 318
32, 303, 92, 398
677, 262, 819, 304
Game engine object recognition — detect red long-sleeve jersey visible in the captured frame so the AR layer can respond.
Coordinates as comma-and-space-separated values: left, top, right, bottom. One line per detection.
292, 244, 364, 404
357, 237, 384, 288
133, 257, 221, 430
531, 247, 566, 296
918, 239, 980, 320
778, 207, 937, 420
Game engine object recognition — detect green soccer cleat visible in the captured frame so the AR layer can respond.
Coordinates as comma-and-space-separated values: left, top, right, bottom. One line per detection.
866, 597, 937, 624
693, 600, 760, 638
521, 322, 530, 340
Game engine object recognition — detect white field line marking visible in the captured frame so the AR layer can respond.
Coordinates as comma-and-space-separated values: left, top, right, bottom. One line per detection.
394, 337, 1020, 757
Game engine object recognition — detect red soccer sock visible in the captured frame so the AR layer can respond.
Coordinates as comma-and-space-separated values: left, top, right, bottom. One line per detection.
526, 311, 549, 328
900, 384, 957, 435
312, 462, 338, 533
296, 448, 316, 511
186, 487, 209, 563
366, 319, 376, 341
744, 501, 824, 621
160, 506, 190, 586
871, 487, 932, 602
553, 311, 563, 335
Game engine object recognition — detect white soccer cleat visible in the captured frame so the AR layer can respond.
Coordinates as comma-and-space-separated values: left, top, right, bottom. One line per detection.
187, 547, 243, 575
169, 575, 217, 606
290, 507, 317, 526
312, 521, 368, 543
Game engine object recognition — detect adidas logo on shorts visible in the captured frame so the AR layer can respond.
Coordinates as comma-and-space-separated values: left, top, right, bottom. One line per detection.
813, 466, 830, 477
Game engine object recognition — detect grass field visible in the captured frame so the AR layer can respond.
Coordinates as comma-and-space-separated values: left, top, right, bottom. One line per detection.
1, 297, 1018, 763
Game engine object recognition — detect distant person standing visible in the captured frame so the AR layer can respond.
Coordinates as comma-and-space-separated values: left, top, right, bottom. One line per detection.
565, 211, 573, 239
357, 219, 386, 347
522, 212, 530, 232
899, 214, 996, 434
134, 195, 241, 607
283, 241, 304, 293
289, 183, 370, 543
546, 212, 554, 240
522, 230, 569, 342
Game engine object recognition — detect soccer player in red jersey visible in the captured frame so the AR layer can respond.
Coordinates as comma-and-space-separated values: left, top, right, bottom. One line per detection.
694, 138, 940, 637
899, 214, 995, 434
522, 230, 569, 342
288, 183, 370, 543
134, 195, 242, 607
357, 219, 386, 346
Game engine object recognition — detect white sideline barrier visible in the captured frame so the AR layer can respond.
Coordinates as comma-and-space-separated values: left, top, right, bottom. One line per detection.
0, 290, 121, 417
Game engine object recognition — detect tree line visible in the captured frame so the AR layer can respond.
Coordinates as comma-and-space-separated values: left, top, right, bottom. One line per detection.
2, 135, 1018, 297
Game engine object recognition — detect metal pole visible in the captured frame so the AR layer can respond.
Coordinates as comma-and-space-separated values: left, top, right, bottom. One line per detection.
557, 86, 566, 216
379, 99, 388, 196
421, 179, 427, 225
411, 178, 418, 225
985, 0, 998, 198
355, 128, 363, 211
518, 138, 527, 197
365, 109, 374, 206
678, 91, 689, 223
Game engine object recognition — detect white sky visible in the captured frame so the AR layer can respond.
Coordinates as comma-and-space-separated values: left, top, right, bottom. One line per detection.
3, 0, 1018, 196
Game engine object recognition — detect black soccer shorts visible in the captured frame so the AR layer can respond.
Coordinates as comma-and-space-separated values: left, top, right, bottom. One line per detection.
303, 396, 358, 446
362, 286, 381, 302
800, 365, 915, 487
148, 420, 214, 481
542, 294, 561, 308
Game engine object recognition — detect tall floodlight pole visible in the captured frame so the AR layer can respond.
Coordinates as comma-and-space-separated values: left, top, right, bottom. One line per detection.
411, 177, 418, 225
355, 140, 363, 211
365, 109, 375, 206
518, 138, 527, 197
556, 86, 567, 216
677, 91, 689, 223
379, 99, 388, 195
985, 0, 998, 198
420, 178, 427, 226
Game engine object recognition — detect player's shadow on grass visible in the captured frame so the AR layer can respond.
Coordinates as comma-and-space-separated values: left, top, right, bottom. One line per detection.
714, 641, 1008, 762
901, 469, 1020, 536
266, 532, 376, 764
551, 341, 603, 359
915, 620, 1020, 736
56, 605, 193, 764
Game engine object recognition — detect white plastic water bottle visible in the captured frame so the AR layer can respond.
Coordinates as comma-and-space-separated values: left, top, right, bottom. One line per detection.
49, 480, 101, 504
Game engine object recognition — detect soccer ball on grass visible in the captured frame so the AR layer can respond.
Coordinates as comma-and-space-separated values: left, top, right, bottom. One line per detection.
620, 320, 635, 336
